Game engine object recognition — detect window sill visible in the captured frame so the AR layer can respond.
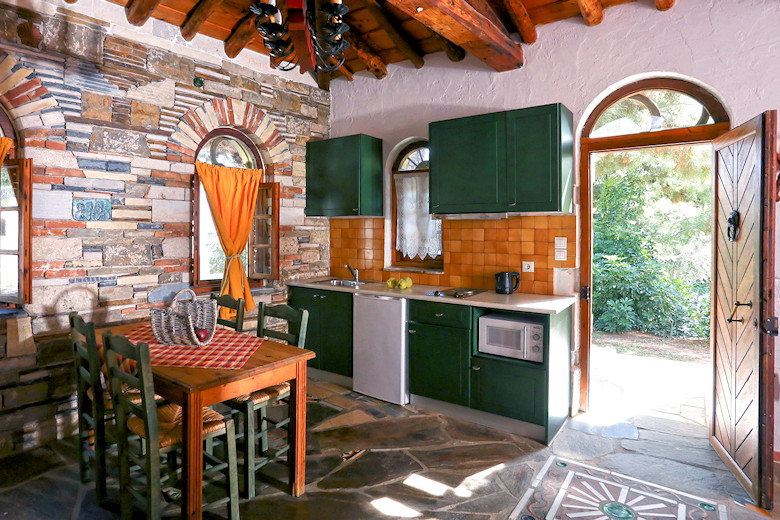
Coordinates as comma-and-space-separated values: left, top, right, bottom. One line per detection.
384, 266, 445, 275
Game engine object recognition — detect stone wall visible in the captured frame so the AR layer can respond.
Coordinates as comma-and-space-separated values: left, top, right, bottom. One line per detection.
0, 3, 330, 457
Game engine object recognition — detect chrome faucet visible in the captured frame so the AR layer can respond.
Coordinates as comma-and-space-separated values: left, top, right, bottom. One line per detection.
345, 264, 359, 283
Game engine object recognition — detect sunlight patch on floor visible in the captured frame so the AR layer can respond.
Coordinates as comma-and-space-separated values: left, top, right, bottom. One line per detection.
371, 497, 422, 517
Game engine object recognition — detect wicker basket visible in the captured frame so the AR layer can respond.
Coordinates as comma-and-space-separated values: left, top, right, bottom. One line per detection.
150, 288, 218, 347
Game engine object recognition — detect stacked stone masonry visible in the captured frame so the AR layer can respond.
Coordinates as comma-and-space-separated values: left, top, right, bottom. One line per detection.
0, 4, 330, 458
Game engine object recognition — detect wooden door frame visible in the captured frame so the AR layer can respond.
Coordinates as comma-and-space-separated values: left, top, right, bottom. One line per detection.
578, 122, 730, 411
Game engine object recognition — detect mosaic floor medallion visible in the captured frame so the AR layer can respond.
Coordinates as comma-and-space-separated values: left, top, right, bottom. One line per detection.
509, 456, 726, 520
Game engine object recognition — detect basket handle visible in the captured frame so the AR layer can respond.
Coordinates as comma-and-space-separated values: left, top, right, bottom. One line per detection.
168, 288, 198, 311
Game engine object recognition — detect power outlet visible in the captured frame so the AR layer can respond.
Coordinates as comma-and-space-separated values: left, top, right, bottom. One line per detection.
522, 261, 534, 273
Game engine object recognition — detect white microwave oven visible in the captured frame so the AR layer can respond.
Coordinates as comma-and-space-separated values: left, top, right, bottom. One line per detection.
478, 314, 545, 363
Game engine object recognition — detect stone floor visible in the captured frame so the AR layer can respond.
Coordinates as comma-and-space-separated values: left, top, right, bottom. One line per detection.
0, 377, 776, 519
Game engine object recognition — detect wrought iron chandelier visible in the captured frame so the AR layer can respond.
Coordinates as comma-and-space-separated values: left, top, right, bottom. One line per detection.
250, 0, 350, 73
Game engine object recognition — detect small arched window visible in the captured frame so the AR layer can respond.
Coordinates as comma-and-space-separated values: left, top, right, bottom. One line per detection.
194, 129, 279, 289
391, 141, 443, 270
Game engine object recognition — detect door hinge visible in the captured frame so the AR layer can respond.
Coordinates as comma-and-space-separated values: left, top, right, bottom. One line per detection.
581, 286, 590, 301
763, 317, 778, 336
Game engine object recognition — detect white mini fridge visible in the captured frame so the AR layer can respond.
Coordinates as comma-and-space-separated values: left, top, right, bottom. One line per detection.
352, 293, 409, 405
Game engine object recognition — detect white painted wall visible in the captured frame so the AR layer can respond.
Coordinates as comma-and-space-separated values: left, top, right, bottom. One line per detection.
330, 0, 780, 449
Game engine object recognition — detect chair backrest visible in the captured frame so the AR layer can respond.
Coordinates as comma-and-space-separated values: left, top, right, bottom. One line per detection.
211, 293, 245, 332
257, 303, 309, 349
102, 332, 160, 459
69, 312, 106, 422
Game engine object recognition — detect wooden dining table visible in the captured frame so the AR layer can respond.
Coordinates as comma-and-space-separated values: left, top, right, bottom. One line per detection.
96, 321, 316, 520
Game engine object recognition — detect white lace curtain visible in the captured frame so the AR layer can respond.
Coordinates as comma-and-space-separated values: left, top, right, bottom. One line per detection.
394, 171, 442, 259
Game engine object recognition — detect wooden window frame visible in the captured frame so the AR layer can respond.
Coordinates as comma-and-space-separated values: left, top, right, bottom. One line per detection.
391, 141, 443, 271
578, 78, 730, 412
192, 128, 279, 293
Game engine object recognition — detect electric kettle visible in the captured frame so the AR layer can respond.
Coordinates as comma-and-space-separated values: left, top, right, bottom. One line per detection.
495, 271, 520, 294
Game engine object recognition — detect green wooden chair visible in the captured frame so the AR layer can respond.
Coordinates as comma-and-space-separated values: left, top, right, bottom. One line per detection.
69, 311, 113, 506
102, 332, 240, 520
224, 303, 309, 498
211, 293, 246, 332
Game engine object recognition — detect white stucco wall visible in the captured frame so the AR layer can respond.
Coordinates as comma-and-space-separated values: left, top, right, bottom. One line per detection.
330, 0, 780, 449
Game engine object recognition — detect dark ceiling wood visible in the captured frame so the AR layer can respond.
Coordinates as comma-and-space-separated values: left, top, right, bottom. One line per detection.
101, 0, 677, 85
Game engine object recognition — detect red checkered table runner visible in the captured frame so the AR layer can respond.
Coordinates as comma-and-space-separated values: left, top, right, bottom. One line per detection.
123, 324, 264, 369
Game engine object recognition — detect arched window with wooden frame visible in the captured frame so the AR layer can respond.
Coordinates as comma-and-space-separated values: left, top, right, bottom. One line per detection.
193, 128, 279, 292
391, 140, 443, 270
0, 106, 31, 305
578, 78, 730, 411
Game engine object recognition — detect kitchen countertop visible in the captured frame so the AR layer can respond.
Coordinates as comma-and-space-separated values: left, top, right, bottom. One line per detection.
288, 278, 576, 315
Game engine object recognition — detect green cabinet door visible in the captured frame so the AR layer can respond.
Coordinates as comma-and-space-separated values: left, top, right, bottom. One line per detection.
429, 112, 507, 214
288, 287, 353, 376
408, 322, 470, 406
306, 134, 383, 217
506, 104, 573, 212
316, 290, 353, 377
470, 355, 546, 426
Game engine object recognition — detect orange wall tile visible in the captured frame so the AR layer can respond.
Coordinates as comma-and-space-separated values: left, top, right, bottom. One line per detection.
330, 215, 576, 295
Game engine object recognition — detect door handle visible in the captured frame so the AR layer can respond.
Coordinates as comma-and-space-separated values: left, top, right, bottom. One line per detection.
408, 329, 416, 334
472, 366, 480, 371
727, 300, 751, 323
435, 313, 443, 317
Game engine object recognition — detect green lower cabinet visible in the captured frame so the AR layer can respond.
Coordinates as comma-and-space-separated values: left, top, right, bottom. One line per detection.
470, 355, 547, 426
288, 287, 353, 377
408, 322, 470, 407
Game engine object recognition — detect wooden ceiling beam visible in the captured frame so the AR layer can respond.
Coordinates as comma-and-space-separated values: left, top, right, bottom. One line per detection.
500, 0, 537, 43
386, 0, 524, 71
125, 0, 163, 26
431, 31, 466, 62
575, 0, 604, 26
181, 0, 222, 41
654, 0, 674, 11
343, 32, 388, 78
362, 0, 425, 68
224, 13, 258, 58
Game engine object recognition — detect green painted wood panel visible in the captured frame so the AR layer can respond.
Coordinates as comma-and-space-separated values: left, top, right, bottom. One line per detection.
470, 355, 547, 426
409, 322, 470, 406
429, 112, 507, 214
288, 286, 322, 370
409, 300, 471, 329
305, 134, 383, 216
317, 290, 353, 377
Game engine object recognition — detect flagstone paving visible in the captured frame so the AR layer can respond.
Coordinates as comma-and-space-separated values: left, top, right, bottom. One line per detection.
0, 376, 776, 520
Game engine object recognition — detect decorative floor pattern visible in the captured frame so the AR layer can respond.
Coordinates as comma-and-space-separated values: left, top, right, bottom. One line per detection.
510, 456, 725, 520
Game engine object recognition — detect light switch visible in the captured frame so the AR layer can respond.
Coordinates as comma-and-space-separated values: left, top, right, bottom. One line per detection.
522, 261, 534, 273
555, 249, 567, 261
554, 237, 567, 249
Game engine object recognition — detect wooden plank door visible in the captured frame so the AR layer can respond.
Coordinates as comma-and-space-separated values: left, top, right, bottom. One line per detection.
711, 111, 776, 508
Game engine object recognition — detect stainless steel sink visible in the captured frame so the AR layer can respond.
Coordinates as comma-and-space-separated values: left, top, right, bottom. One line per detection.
319, 279, 365, 287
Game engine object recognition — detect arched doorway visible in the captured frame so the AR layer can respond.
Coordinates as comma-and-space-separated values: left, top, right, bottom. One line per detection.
579, 77, 731, 414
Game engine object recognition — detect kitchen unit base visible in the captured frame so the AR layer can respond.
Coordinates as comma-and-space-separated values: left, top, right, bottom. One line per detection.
308, 367, 353, 389
410, 394, 548, 443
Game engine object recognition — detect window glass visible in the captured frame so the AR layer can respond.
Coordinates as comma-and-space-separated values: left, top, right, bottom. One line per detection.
0, 162, 26, 303
196, 135, 257, 281
591, 90, 714, 138
397, 146, 430, 171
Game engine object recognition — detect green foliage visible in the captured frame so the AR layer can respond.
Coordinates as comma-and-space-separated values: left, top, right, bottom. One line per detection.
592, 141, 711, 339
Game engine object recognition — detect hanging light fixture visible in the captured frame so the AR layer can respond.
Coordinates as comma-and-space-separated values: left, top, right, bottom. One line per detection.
250, 0, 350, 74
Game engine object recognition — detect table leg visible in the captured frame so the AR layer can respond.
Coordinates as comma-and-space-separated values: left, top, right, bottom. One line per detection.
181, 392, 204, 520
288, 360, 307, 496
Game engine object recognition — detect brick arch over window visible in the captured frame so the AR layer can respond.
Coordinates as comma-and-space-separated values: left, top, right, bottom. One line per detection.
165, 98, 293, 178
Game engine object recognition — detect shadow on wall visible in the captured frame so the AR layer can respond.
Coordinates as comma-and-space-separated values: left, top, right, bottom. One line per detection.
28, 284, 99, 334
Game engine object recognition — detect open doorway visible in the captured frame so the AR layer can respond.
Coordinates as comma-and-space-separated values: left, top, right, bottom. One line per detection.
589, 142, 712, 424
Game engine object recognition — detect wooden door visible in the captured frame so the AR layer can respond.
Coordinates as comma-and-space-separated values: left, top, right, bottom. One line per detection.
408, 322, 470, 406
711, 111, 776, 508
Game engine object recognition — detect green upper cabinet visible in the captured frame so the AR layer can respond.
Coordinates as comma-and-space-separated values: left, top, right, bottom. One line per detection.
429, 112, 507, 214
305, 134, 383, 217
429, 103, 574, 214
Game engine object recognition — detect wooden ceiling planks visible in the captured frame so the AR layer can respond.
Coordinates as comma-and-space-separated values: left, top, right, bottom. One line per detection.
93, 0, 677, 85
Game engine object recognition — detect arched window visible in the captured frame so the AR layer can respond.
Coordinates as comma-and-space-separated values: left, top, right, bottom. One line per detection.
391, 141, 443, 270
0, 106, 30, 304
578, 77, 729, 411
193, 129, 279, 289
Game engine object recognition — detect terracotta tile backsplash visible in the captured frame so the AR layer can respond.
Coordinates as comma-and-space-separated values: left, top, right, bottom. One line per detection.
330, 215, 576, 295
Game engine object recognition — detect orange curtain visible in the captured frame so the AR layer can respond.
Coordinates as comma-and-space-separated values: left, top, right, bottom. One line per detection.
196, 161, 263, 317
0, 137, 12, 167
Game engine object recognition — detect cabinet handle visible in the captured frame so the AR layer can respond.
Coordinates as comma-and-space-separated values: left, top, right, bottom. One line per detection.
320, 294, 327, 299
434, 313, 443, 317
509, 202, 517, 207
433, 204, 440, 208
352, 208, 358, 212
472, 366, 481, 371
313, 294, 319, 298
409, 329, 416, 334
